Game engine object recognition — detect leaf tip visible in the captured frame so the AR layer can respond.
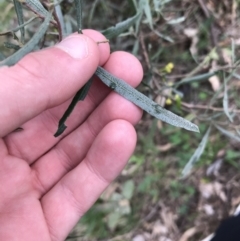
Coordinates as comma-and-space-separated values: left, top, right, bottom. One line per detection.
54, 124, 67, 137
186, 123, 200, 133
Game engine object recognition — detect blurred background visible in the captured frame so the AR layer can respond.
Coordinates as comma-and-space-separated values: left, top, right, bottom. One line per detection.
1, 0, 240, 240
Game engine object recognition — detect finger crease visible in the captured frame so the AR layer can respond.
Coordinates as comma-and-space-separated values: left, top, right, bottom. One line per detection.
84, 156, 109, 185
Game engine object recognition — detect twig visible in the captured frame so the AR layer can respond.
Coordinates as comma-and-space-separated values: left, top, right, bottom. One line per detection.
182, 102, 240, 114
139, 31, 151, 70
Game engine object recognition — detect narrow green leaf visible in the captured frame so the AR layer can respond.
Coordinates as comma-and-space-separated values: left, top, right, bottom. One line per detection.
215, 124, 240, 142
0, 12, 52, 67
175, 72, 216, 87
153, 29, 174, 43
233, 72, 240, 80
153, 0, 162, 12
231, 38, 235, 64
132, 0, 137, 10
140, 0, 153, 29
223, 73, 233, 122
74, 0, 83, 33
153, 0, 172, 12
4, 42, 21, 51
13, 0, 25, 43
95, 67, 199, 133
53, 0, 65, 39
0, 17, 37, 36
24, 0, 49, 18
77, 78, 94, 101
181, 126, 211, 178
54, 91, 81, 137
236, 128, 240, 137
0, 52, 5, 61
87, 0, 99, 27
54, 76, 94, 137
101, 12, 141, 39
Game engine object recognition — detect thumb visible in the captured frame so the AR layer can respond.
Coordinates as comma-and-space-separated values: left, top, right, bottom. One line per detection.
0, 31, 110, 137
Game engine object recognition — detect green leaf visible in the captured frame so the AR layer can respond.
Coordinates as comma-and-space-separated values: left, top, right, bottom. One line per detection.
231, 38, 235, 64
4, 42, 21, 51
226, 150, 240, 160
153, 29, 174, 43
54, 0, 65, 38
0, 12, 52, 67
95, 67, 199, 133
139, 0, 153, 29
175, 72, 216, 87
153, 0, 172, 12
77, 78, 94, 101
13, 0, 25, 43
24, 0, 49, 18
101, 12, 141, 39
74, 0, 83, 33
181, 126, 211, 178
54, 76, 94, 137
0, 17, 37, 36
215, 124, 240, 142
0, 52, 5, 61
223, 73, 233, 122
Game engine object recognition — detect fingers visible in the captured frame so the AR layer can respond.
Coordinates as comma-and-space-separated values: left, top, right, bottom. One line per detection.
29, 51, 142, 194
31, 79, 142, 193
0, 30, 110, 137
5, 51, 143, 163
41, 120, 137, 241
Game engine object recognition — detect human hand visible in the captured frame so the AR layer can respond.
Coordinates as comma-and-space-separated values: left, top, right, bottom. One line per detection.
0, 30, 143, 241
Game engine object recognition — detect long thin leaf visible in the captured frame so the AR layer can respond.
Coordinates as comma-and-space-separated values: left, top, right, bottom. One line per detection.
52, 0, 64, 40
4, 42, 21, 51
0, 12, 52, 67
13, 0, 25, 43
101, 12, 141, 39
132, 0, 137, 9
74, 0, 83, 33
0, 52, 5, 61
95, 67, 199, 133
87, 0, 99, 26
0, 17, 37, 36
54, 0, 65, 34
215, 124, 240, 142
175, 72, 216, 87
153, 0, 172, 12
231, 38, 235, 64
54, 76, 94, 137
77, 78, 94, 101
223, 73, 233, 122
153, 29, 174, 43
24, 0, 49, 18
139, 0, 153, 29
181, 126, 211, 178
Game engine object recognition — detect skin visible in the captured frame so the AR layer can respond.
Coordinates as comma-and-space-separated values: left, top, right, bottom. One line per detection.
0, 30, 143, 241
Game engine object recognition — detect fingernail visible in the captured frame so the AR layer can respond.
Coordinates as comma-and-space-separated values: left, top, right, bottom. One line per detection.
55, 35, 89, 59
